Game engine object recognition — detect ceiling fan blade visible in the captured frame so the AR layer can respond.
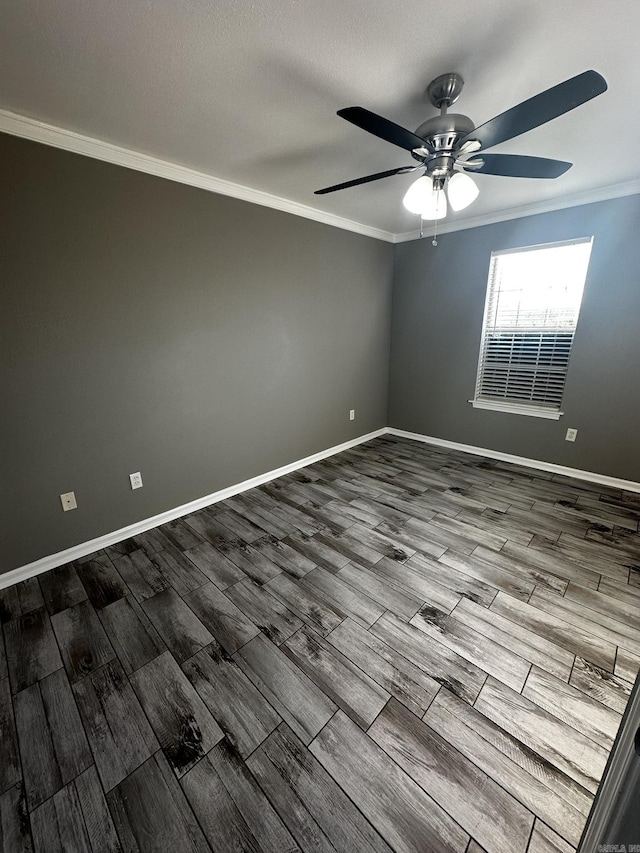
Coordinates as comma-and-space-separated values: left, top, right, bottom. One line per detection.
459, 70, 607, 151
314, 166, 418, 195
338, 107, 428, 152
462, 153, 572, 178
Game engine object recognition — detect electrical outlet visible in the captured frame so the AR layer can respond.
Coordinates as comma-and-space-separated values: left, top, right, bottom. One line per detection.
565, 428, 578, 442
129, 471, 143, 490
60, 491, 77, 511
349, 409, 355, 421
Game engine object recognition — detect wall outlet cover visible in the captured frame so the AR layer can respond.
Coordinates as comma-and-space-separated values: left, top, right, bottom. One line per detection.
60, 491, 77, 511
566, 428, 578, 442
129, 472, 143, 490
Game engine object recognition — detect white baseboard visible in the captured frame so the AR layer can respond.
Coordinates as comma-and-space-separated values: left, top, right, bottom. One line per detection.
387, 427, 640, 494
4, 424, 639, 591
0, 428, 386, 590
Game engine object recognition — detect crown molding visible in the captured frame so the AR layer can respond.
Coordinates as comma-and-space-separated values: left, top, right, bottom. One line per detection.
0, 107, 394, 243
393, 178, 640, 243
3, 106, 639, 245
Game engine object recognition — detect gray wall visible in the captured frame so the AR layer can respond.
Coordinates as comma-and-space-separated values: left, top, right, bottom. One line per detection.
389, 194, 640, 482
1, 133, 393, 573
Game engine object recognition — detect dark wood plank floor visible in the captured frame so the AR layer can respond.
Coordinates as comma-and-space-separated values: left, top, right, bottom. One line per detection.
2, 435, 640, 852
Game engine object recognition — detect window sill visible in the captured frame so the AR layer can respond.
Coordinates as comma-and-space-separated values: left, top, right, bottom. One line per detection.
469, 399, 563, 420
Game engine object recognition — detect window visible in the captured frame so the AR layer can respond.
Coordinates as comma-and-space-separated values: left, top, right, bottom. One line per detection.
471, 238, 593, 419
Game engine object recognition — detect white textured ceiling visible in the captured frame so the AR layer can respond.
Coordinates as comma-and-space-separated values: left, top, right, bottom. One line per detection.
1, 0, 639, 237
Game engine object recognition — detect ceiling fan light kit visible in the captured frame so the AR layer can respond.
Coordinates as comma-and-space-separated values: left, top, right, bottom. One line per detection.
316, 69, 607, 237
403, 170, 478, 217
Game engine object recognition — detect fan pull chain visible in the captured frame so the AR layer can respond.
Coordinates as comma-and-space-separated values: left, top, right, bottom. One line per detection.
431, 183, 443, 246
419, 211, 438, 245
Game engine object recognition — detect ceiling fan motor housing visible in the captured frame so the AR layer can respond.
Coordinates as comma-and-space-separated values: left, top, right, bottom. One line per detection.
412, 113, 476, 175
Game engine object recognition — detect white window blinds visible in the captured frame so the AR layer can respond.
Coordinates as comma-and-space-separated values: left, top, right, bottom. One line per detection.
474, 238, 593, 414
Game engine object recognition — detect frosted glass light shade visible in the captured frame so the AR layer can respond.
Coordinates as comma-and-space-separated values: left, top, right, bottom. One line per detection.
447, 172, 479, 211
402, 176, 447, 219
402, 176, 432, 214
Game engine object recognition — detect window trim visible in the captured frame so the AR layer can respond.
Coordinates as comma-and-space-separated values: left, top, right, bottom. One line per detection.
468, 398, 563, 419
470, 237, 592, 420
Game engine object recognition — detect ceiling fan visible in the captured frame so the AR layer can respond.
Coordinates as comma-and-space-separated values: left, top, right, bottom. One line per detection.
315, 70, 607, 221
